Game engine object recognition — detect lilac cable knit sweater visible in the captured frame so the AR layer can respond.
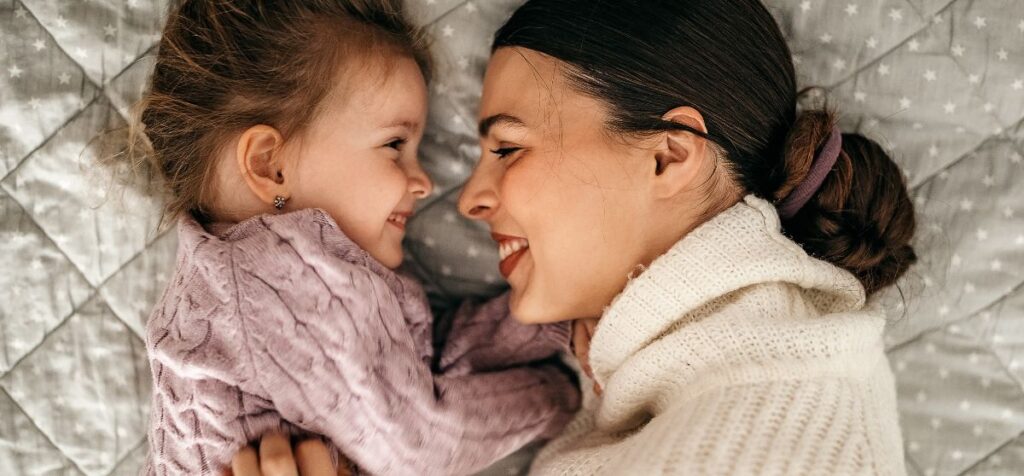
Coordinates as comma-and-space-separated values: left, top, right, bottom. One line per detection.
143, 208, 579, 476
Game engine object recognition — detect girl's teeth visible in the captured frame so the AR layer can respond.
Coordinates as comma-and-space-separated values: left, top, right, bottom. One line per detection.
498, 239, 529, 260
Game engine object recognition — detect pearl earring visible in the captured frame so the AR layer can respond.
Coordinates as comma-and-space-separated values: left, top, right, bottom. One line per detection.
273, 195, 287, 210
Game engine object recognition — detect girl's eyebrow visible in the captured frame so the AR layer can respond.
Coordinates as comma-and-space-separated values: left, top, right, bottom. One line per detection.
478, 113, 526, 137
381, 120, 420, 131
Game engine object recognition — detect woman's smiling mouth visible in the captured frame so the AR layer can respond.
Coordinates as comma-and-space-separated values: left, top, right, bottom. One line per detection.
492, 232, 530, 278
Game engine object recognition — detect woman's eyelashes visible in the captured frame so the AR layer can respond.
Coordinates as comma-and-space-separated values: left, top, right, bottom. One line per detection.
490, 146, 523, 160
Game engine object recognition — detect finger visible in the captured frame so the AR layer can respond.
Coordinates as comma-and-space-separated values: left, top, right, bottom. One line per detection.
593, 381, 603, 396
337, 460, 354, 476
571, 323, 593, 379
259, 433, 298, 476
231, 445, 260, 476
294, 439, 335, 476
583, 318, 598, 338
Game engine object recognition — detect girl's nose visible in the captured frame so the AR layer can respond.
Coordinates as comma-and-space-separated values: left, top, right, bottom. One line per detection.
409, 166, 434, 199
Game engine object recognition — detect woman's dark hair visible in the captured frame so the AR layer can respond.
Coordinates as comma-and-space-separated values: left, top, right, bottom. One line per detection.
494, 0, 916, 296
110, 0, 431, 226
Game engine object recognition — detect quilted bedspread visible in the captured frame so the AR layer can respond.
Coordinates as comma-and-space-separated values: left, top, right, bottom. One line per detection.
1, 1, 1022, 475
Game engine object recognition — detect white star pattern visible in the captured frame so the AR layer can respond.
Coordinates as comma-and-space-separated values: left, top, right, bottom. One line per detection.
0, 4, 1019, 474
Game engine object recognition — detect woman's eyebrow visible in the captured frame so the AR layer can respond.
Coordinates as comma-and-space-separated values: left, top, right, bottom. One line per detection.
478, 113, 526, 137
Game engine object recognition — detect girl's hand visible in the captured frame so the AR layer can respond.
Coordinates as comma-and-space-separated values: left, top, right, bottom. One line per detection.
228, 433, 353, 476
571, 318, 602, 396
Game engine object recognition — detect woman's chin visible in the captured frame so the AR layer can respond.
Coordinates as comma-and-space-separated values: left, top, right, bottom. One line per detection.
508, 286, 572, 324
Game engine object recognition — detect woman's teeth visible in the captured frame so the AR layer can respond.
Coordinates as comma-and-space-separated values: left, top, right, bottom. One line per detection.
498, 238, 529, 260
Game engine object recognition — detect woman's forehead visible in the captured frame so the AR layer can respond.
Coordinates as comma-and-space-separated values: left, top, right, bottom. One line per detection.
479, 48, 601, 133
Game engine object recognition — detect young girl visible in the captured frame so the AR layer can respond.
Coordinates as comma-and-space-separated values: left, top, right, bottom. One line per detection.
132, 1, 579, 475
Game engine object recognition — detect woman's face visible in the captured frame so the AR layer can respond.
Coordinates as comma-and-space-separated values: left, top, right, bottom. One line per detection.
458, 48, 715, 323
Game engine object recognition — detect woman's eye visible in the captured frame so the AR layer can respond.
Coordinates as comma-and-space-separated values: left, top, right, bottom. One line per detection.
490, 147, 522, 160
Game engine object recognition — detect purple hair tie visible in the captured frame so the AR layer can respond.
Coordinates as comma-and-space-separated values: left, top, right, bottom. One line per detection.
777, 125, 842, 219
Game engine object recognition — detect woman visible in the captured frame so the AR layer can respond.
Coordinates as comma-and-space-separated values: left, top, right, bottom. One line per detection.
237, 0, 915, 474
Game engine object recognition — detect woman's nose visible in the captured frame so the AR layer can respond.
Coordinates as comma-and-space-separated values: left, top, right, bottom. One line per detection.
458, 176, 499, 221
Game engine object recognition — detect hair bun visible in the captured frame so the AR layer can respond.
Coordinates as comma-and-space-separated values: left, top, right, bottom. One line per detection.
778, 110, 917, 296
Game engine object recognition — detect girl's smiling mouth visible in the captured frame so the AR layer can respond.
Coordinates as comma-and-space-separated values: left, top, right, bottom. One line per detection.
387, 212, 412, 231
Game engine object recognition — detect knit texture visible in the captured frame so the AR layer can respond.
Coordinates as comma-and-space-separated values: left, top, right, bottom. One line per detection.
143, 208, 579, 476
531, 195, 906, 476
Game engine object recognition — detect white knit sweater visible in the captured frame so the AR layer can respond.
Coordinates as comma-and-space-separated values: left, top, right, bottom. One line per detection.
530, 195, 906, 476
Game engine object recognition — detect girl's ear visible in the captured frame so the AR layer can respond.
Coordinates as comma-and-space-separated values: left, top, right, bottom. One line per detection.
651, 106, 710, 200
236, 125, 289, 206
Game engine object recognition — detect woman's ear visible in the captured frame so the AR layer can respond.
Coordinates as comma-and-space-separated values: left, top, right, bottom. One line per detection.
651, 106, 709, 199
236, 125, 289, 206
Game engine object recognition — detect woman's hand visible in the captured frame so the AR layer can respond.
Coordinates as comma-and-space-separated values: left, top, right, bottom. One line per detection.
571, 318, 602, 396
229, 433, 353, 476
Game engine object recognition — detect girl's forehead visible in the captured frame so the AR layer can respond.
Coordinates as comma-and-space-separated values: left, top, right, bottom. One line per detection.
322, 56, 428, 123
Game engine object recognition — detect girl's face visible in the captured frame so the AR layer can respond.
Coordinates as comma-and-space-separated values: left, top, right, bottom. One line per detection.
458, 48, 711, 323
286, 57, 432, 268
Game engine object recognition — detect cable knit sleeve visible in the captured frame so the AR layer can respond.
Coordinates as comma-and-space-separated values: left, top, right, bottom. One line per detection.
228, 219, 580, 476
438, 292, 572, 376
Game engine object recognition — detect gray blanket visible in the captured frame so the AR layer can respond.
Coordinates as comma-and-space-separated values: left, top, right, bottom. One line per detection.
1, 1, 1022, 475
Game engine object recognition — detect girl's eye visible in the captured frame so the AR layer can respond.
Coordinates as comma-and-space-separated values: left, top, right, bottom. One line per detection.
490, 147, 522, 160
386, 138, 406, 151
